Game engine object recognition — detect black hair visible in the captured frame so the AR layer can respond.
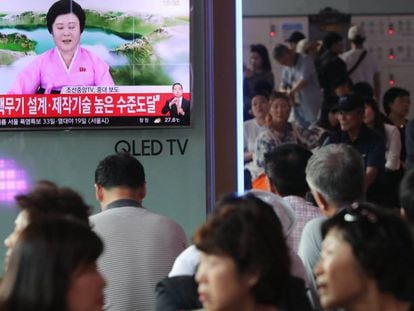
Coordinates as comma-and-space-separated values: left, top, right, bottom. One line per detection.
364, 97, 386, 139
382, 87, 410, 115
353, 82, 374, 99
350, 35, 366, 46
400, 168, 414, 222
172, 82, 183, 90
46, 0, 86, 34
250, 44, 272, 73
332, 76, 353, 91
194, 193, 291, 307
322, 202, 414, 303
316, 96, 340, 131
322, 32, 343, 50
0, 218, 103, 311
264, 143, 312, 197
95, 152, 146, 189
273, 44, 290, 60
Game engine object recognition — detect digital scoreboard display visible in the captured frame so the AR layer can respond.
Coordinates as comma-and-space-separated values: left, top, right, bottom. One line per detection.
0, 0, 191, 129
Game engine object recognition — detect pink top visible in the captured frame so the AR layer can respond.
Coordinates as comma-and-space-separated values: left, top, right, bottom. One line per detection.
9, 46, 114, 94
284, 195, 323, 253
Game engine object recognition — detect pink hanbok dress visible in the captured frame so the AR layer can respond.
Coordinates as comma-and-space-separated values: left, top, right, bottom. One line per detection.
9, 46, 114, 94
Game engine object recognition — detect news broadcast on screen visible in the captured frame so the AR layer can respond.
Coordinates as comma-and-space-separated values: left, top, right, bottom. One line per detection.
0, 0, 191, 129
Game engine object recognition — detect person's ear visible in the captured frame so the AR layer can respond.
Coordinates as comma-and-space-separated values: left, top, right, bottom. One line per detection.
312, 190, 329, 214
245, 269, 260, 288
400, 207, 406, 218
139, 184, 147, 200
95, 184, 103, 202
267, 176, 279, 195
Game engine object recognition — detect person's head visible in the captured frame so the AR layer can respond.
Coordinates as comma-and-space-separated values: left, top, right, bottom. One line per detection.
4, 181, 92, 271
296, 39, 319, 57
94, 153, 146, 208
249, 44, 271, 73
266, 92, 291, 127
251, 92, 270, 120
285, 31, 305, 51
400, 168, 414, 222
363, 97, 385, 136
382, 87, 410, 117
273, 44, 295, 67
0, 218, 105, 311
306, 144, 365, 215
47, 0, 85, 54
317, 96, 340, 131
333, 94, 365, 133
353, 82, 374, 99
194, 193, 291, 310
322, 32, 344, 54
333, 77, 353, 97
172, 82, 183, 98
314, 202, 414, 310
264, 143, 312, 197
348, 25, 366, 47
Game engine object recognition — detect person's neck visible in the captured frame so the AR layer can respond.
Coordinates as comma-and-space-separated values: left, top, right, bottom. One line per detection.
352, 43, 363, 50
348, 288, 411, 311
59, 48, 76, 68
365, 120, 374, 129
253, 68, 264, 74
347, 125, 361, 142
389, 113, 406, 128
101, 188, 143, 210
271, 121, 286, 133
256, 116, 266, 126
232, 298, 279, 311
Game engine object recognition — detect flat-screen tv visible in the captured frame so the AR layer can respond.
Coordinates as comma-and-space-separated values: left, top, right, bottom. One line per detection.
0, 0, 191, 129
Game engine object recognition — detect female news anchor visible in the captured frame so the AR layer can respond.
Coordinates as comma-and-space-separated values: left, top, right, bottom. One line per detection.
9, 0, 114, 94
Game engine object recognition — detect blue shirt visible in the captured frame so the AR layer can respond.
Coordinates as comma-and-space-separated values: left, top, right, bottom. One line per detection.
326, 123, 386, 171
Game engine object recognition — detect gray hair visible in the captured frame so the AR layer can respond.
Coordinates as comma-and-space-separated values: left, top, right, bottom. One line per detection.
306, 144, 365, 206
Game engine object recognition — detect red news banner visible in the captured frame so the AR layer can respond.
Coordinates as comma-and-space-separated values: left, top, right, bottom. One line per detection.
0, 86, 191, 128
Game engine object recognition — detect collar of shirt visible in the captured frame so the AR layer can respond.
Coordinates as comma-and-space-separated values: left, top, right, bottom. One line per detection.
106, 199, 142, 209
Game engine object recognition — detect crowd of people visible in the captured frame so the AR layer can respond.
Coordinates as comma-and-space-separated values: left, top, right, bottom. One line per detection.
1, 24, 414, 311
1, 148, 413, 311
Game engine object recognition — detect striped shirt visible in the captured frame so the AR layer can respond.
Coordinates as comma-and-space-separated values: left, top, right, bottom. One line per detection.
90, 200, 187, 311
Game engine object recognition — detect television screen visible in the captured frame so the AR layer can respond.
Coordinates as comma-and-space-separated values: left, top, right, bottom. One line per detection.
0, 0, 191, 129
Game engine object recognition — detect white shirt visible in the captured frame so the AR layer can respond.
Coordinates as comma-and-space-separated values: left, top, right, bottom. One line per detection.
244, 118, 266, 153
384, 123, 402, 170
340, 48, 379, 87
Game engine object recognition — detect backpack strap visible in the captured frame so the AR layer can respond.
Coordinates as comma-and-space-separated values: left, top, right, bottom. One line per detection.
348, 50, 367, 75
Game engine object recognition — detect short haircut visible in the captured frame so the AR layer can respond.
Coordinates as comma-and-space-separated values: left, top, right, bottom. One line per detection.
194, 193, 291, 306
382, 87, 410, 115
172, 82, 183, 90
322, 32, 343, 50
15, 180, 91, 225
273, 44, 290, 60
400, 168, 414, 222
0, 218, 103, 311
322, 202, 414, 303
306, 144, 365, 206
46, 0, 86, 34
95, 152, 146, 189
264, 143, 312, 197
250, 44, 272, 72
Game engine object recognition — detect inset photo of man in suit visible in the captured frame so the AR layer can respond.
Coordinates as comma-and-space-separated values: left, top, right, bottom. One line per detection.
162, 82, 190, 124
